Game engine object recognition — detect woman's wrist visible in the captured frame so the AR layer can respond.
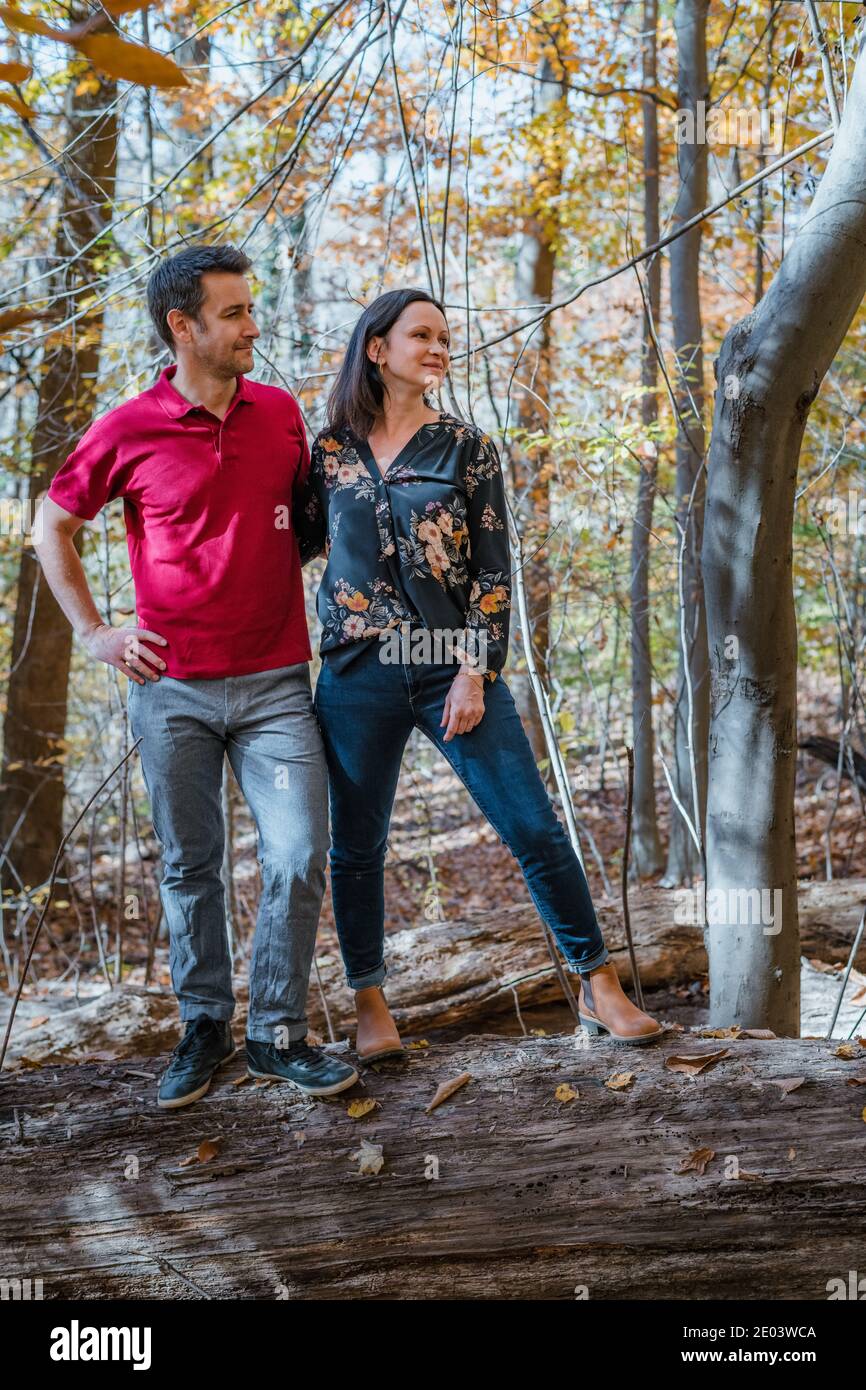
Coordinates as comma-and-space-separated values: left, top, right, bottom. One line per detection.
454, 668, 486, 687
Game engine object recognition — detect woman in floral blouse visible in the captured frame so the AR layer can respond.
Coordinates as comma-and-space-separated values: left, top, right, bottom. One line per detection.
294, 288, 662, 1060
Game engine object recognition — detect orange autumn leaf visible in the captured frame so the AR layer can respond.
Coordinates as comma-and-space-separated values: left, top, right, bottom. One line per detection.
0, 6, 66, 38
425, 1071, 471, 1113
0, 59, 30, 81
179, 1137, 222, 1166
677, 1147, 715, 1175
665, 1049, 729, 1076
73, 34, 189, 89
604, 1071, 635, 1090
347, 1098, 379, 1119
102, 0, 152, 13
0, 90, 33, 116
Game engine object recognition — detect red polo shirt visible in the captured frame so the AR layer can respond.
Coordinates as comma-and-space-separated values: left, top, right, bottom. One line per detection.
47, 363, 312, 678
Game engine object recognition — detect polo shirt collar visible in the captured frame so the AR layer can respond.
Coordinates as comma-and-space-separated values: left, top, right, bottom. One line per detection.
154, 362, 254, 419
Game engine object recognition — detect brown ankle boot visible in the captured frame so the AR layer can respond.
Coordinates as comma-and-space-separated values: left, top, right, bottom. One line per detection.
354, 986, 405, 1062
578, 961, 664, 1044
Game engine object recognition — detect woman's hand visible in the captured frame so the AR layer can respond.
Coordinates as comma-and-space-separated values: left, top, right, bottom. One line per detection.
440, 669, 486, 741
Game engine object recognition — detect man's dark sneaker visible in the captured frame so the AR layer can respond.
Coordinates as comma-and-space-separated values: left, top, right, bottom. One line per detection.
246, 1036, 359, 1096
158, 1015, 237, 1110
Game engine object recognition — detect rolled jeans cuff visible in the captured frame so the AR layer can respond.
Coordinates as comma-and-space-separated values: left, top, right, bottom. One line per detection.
347, 963, 387, 991
566, 943, 610, 976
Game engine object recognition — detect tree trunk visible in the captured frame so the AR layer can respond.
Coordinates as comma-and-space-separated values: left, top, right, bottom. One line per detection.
630, 0, 664, 877
2, 1034, 863, 1298
0, 67, 119, 897
508, 41, 565, 776
701, 37, 866, 1033
662, 0, 710, 887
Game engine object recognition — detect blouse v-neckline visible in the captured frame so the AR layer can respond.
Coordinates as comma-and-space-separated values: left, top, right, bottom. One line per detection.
356, 410, 448, 483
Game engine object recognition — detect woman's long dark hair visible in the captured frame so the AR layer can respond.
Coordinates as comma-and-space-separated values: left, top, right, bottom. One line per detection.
326, 288, 447, 440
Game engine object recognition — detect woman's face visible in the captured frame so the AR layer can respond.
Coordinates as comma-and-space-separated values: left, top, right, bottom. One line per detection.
368, 301, 450, 396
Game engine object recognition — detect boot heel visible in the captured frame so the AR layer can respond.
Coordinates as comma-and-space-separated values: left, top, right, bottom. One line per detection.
578, 1013, 604, 1036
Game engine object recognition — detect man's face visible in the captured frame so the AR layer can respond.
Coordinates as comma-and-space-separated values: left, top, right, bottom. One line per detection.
169, 272, 260, 376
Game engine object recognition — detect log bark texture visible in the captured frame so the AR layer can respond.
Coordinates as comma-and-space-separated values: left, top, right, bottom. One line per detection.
1, 1033, 864, 1299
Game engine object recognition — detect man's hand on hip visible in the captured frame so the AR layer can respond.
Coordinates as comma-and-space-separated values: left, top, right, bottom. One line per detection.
83, 623, 168, 684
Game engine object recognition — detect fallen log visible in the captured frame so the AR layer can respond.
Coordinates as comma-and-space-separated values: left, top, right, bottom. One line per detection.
5, 879, 866, 1061
313, 877, 866, 1033
799, 735, 866, 792
1, 1032, 864, 1299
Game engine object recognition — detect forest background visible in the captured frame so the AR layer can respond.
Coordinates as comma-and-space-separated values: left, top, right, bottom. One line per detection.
2, 0, 865, 1048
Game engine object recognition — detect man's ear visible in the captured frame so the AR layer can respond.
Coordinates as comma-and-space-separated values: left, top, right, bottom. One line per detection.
166, 308, 189, 344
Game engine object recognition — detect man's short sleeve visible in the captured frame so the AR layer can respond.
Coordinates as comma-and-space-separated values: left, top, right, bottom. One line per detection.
47, 414, 128, 521
289, 395, 312, 493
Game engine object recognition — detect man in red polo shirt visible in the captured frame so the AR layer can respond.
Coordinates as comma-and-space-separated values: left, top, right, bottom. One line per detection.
35, 243, 358, 1107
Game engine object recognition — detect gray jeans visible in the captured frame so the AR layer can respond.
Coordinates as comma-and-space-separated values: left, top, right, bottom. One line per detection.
126, 662, 329, 1044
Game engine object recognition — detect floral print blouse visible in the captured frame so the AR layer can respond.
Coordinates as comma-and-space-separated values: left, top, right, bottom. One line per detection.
292, 410, 512, 682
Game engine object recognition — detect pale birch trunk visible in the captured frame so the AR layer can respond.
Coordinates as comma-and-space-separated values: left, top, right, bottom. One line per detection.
662, 0, 710, 887
702, 33, 866, 1032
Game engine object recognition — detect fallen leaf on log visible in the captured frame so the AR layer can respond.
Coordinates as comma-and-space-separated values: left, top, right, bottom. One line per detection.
425, 1072, 472, 1113
27, 1016, 50, 1029
677, 1147, 715, 1175
665, 1050, 730, 1076
696, 1027, 776, 1041
604, 1071, 635, 1091
808, 958, 842, 974
350, 1139, 384, 1175
406, 1040, 429, 1050
555, 1083, 578, 1103
766, 1076, 805, 1097
834, 1043, 859, 1060
846, 1076, 866, 1086
178, 1137, 222, 1167
347, 1098, 380, 1119
735, 1170, 764, 1181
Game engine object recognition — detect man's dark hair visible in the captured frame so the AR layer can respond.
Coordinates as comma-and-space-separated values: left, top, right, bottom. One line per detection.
146, 243, 253, 353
